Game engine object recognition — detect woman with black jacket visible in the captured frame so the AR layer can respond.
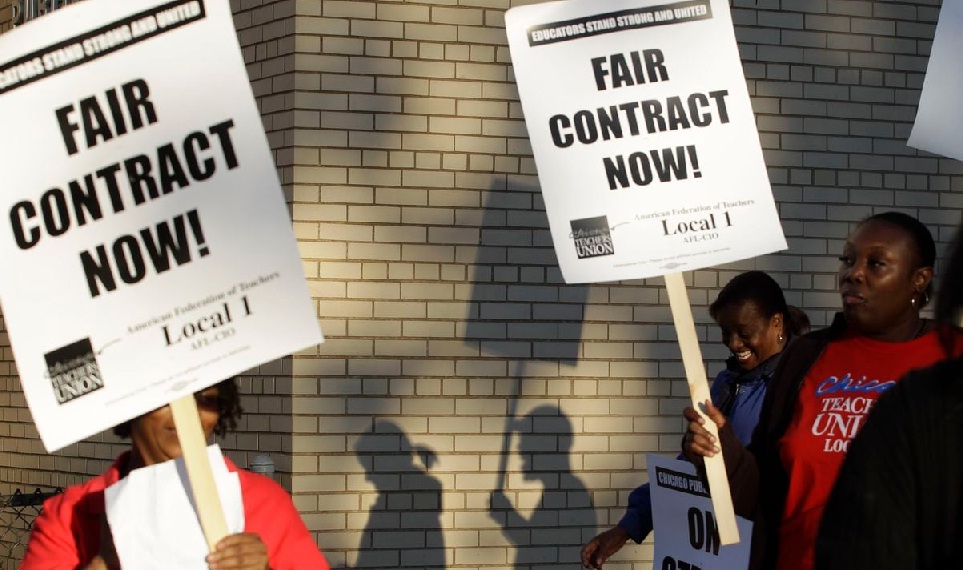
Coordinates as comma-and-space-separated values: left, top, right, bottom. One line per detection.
681, 211, 963, 570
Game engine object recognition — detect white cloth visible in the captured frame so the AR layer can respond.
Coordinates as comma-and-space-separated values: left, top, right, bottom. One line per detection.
105, 444, 245, 569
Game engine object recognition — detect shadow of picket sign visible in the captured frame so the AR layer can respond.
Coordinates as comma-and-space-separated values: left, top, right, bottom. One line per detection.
0, 487, 61, 569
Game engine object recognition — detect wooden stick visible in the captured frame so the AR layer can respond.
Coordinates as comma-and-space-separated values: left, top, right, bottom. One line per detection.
170, 394, 229, 551
664, 272, 740, 545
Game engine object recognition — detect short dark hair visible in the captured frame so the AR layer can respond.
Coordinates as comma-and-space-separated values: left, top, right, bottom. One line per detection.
113, 377, 242, 438
859, 211, 936, 305
709, 270, 809, 336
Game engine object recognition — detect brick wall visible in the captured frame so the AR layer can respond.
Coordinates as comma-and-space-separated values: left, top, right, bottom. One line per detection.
290, 1, 962, 568
1, 0, 962, 568
0, 0, 13, 33
220, 0, 300, 468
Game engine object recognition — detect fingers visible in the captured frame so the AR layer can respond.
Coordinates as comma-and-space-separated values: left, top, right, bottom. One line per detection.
581, 526, 629, 568
701, 399, 727, 428
580, 537, 600, 568
84, 556, 109, 570
682, 400, 725, 428
207, 533, 269, 570
681, 405, 703, 423
682, 401, 721, 458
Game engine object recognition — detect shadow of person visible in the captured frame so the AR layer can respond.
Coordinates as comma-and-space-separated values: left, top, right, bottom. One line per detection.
352, 421, 446, 569
489, 405, 597, 569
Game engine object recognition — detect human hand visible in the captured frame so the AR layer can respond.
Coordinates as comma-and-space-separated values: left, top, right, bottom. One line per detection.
682, 400, 725, 460
206, 532, 269, 570
580, 526, 630, 568
84, 557, 112, 570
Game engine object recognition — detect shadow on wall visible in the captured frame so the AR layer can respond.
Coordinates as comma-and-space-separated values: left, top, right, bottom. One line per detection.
488, 405, 597, 569
464, 179, 586, 364
464, 181, 596, 567
351, 420, 445, 569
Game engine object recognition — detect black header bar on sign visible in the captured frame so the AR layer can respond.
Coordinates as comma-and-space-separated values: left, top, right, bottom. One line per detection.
654, 466, 710, 498
526, 0, 712, 47
0, 0, 206, 96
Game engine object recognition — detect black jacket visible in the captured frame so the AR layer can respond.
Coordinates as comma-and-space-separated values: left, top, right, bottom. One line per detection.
718, 315, 961, 569
716, 314, 847, 570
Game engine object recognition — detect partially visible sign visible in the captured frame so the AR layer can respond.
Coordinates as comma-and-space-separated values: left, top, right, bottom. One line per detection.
0, 0, 322, 451
505, 0, 786, 284
908, 0, 963, 161
648, 454, 753, 569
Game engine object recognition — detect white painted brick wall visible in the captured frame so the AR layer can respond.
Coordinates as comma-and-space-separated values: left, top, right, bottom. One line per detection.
0, 0, 962, 568
287, 1, 963, 568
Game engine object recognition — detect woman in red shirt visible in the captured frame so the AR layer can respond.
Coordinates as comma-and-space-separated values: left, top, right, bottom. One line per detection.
21, 378, 331, 570
814, 219, 963, 569
682, 211, 963, 570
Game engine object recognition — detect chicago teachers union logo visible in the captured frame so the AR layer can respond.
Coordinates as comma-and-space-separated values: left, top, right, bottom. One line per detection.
45, 338, 104, 405
570, 216, 615, 259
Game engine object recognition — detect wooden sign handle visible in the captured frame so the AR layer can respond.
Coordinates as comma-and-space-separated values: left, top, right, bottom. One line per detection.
170, 394, 229, 551
664, 272, 740, 545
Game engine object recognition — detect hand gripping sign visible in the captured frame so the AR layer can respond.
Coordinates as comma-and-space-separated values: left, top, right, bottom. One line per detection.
0, 0, 323, 549
506, 0, 787, 544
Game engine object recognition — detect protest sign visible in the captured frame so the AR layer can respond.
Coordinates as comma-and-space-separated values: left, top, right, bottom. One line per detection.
0, 0, 323, 452
507, 0, 787, 543
505, 0, 785, 284
648, 454, 752, 569
908, 0, 963, 161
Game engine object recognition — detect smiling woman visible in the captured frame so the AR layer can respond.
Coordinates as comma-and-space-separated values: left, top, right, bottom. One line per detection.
581, 270, 809, 569
683, 211, 963, 570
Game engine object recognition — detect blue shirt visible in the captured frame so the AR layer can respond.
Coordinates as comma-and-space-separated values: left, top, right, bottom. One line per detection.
616, 355, 777, 542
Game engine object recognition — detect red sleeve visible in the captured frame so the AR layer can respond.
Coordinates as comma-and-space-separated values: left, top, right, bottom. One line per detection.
238, 471, 330, 570
21, 489, 100, 570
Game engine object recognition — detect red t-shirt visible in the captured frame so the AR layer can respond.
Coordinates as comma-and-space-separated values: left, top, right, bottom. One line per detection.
776, 329, 948, 570
21, 452, 330, 570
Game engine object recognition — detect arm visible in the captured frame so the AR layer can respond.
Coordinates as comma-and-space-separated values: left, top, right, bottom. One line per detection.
489, 490, 530, 546
589, 369, 734, 543
238, 471, 330, 570
617, 483, 654, 543
589, 370, 734, 553
580, 482, 651, 568
257, 499, 330, 570
21, 493, 87, 570
683, 366, 764, 518
682, 401, 760, 518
